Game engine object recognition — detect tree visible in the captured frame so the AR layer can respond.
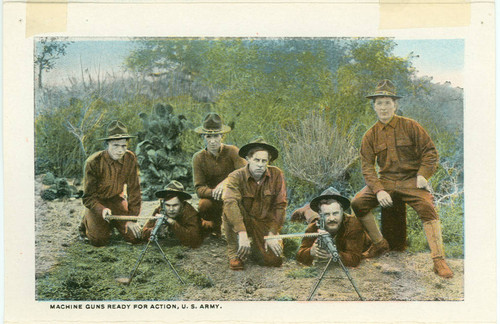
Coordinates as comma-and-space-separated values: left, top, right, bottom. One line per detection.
35, 37, 72, 88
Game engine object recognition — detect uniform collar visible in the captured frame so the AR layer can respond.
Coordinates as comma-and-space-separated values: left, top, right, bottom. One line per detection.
377, 115, 399, 130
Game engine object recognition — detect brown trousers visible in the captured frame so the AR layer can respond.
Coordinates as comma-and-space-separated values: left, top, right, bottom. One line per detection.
352, 178, 438, 249
223, 213, 282, 267
82, 197, 141, 247
198, 198, 223, 236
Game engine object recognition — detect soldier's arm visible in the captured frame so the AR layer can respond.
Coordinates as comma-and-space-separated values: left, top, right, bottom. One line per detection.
270, 170, 287, 234
192, 153, 213, 199
170, 207, 204, 248
411, 121, 439, 180
81, 157, 106, 217
222, 172, 246, 233
126, 152, 141, 216
360, 132, 385, 194
339, 218, 365, 267
296, 224, 317, 266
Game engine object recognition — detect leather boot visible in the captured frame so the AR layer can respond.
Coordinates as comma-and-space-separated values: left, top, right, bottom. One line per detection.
358, 212, 384, 244
362, 238, 390, 259
229, 258, 244, 270
423, 220, 454, 278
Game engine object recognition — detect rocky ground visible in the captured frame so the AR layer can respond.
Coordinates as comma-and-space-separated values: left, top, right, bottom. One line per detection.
35, 175, 463, 301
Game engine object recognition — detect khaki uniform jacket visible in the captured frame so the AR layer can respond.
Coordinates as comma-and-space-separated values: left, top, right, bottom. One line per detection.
360, 115, 438, 194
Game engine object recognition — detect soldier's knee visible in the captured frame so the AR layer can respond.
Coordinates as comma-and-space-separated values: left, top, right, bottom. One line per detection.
89, 237, 110, 247
350, 197, 364, 216
198, 199, 213, 212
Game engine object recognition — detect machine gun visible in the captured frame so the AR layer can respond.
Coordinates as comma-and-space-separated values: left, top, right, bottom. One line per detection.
264, 217, 364, 301
116, 199, 185, 285
307, 214, 364, 301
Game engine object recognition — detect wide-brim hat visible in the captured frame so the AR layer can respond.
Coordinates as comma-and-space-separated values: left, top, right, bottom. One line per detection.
310, 187, 351, 213
155, 180, 192, 200
366, 79, 402, 100
238, 137, 279, 162
99, 120, 136, 141
194, 112, 231, 134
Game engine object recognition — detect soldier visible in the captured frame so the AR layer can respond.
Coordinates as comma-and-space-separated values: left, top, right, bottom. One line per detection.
142, 181, 204, 248
222, 138, 287, 270
80, 120, 142, 247
351, 80, 454, 278
192, 113, 247, 238
295, 188, 371, 267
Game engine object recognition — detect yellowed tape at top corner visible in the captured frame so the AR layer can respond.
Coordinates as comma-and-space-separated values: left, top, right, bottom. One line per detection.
26, 0, 68, 38
379, 0, 471, 29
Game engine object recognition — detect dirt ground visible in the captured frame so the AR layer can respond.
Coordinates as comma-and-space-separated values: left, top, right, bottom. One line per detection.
35, 175, 464, 301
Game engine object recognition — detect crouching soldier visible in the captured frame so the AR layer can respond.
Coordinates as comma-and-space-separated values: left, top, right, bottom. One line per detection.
80, 120, 142, 247
296, 188, 371, 267
142, 181, 204, 248
222, 138, 287, 270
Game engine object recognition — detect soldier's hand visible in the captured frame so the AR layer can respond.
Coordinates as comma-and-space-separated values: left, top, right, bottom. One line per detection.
102, 208, 112, 222
165, 217, 176, 225
126, 222, 142, 239
201, 219, 214, 229
376, 190, 393, 208
264, 232, 283, 257
311, 240, 330, 260
237, 231, 251, 259
417, 175, 431, 191
212, 182, 225, 201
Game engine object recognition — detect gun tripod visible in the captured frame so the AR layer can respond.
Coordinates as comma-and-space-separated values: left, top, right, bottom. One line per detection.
117, 216, 185, 285
307, 235, 364, 301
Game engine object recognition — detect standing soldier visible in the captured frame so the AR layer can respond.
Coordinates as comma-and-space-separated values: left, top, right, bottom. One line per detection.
192, 113, 247, 238
222, 138, 287, 270
351, 80, 454, 278
80, 120, 142, 247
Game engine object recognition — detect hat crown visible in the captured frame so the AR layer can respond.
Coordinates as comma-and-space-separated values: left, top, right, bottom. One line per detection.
106, 120, 130, 138
320, 187, 342, 197
203, 113, 224, 131
370, 79, 399, 97
166, 180, 185, 192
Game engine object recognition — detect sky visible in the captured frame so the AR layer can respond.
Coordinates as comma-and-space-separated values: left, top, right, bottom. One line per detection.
40, 38, 465, 88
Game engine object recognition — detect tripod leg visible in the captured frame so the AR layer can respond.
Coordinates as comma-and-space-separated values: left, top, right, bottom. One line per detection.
154, 240, 186, 285
338, 259, 364, 301
307, 257, 333, 301
126, 240, 153, 286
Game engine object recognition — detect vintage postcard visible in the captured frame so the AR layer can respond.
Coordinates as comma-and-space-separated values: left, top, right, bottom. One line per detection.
3, 0, 496, 323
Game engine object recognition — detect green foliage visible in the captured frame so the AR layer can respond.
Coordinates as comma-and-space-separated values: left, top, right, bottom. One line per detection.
35, 38, 72, 88
136, 103, 192, 200
280, 221, 308, 260
42, 172, 56, 185
36, 238, 193, 300
286, 266, 318, 279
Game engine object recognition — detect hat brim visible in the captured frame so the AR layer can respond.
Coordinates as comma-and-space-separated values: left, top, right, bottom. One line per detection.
310, 194, 351, 213
155, 189, 192, 200
239, 142, 279, 162
99, 134, 137, 141
366, 94, 402, 100
194, 125, 232, 134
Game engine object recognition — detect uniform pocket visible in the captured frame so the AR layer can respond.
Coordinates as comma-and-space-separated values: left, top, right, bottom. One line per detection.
396, 137, 417, 161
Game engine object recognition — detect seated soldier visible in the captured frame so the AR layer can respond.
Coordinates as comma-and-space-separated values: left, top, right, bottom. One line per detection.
296, 188, 371, 267
142, 181, 204, 248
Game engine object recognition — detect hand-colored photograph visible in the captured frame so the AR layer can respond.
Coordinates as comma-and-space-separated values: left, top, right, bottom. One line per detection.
34, 37, 464, 302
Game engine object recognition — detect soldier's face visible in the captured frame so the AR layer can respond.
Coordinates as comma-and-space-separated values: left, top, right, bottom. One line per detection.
107, 139, 128, 160
373, 97, 397, 124
164, 196, 182, 218
247, 150, 269, 180
204, 134, 222, 154
320, 202, 344, 234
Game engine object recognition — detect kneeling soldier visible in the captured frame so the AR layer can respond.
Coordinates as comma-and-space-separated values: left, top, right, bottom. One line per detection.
222, 138, 287, 270
296, 188, 371, 267
142, 181, 204, 248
